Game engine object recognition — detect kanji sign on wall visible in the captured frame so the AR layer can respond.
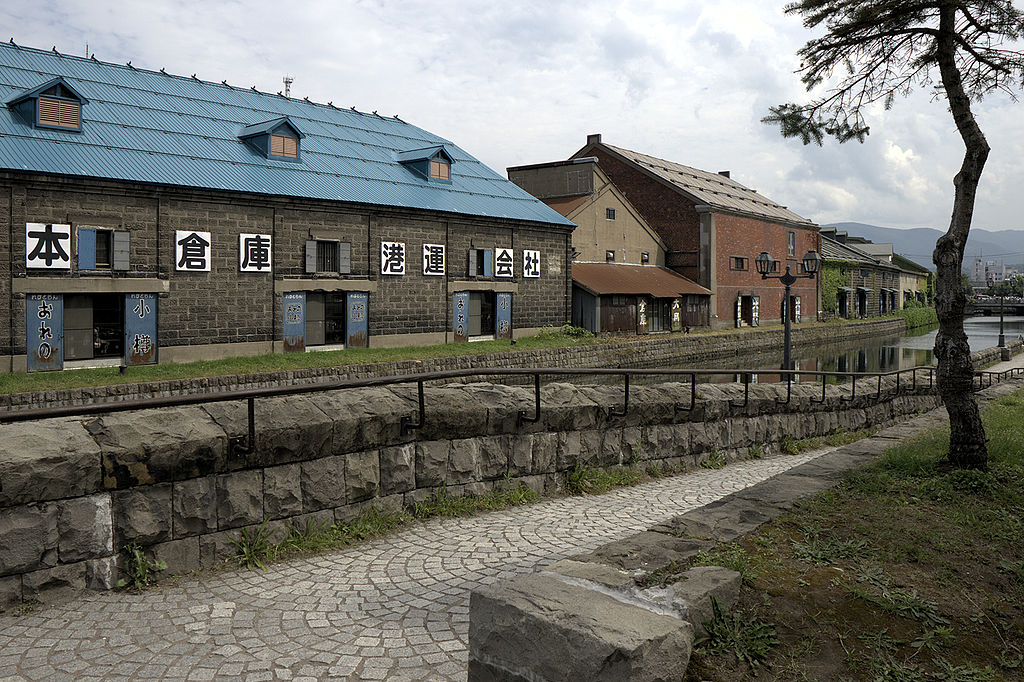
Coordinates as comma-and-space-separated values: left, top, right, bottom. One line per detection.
494, 248, 514, 279
125, 293, 158, 365
175, 230, 211, 271
239, 233, 272, 272
422, 244, 445, 276
26, 294, 63, 372
347, 292, 369, 348
522, 250, 540, 278
381, 241, 406, 275
26, 223, 71, 270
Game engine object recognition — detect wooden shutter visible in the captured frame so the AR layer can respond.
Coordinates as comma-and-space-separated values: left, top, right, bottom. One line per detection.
77, 228, 96, 270
467, 249, 477, 277
271, 134, 298, 158
39, 97, 79, 128
483, 249, 493, 277
338, 242, 351, 274
305, 240, 318, 273
112, 231, 130, 271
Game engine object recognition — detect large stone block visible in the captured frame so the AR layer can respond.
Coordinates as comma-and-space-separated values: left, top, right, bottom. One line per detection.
89, 407, 227, 488
87, 556, 117, 590
203, 395, 333, 468
379, 444, 415, 496
0, 503, 58, 576
462, 383, 534, 435
113, 485, 172, 546
469, 572, 692, 682
0, 574, 21, 611
346, 450, 380, 503
57, 494, 113, 563
316, 387, 410, 453
415, 440, 449, 488
301, 455, 345, 512
216, 470, 264, 530
0, 418, 102, 506
538, 383, 602, 432
530, 433, 558, 474
477, 436, 510, 481
659, 566, 741, 636
22, 561, 87, 603
173, 477, 217, 538
448, 439, 479, 486
264, 463, 303, 519
555, 431, 583, 471
150, 536, 201, 577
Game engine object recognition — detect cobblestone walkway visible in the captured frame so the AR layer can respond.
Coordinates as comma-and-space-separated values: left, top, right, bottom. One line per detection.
0, 450, 828, 682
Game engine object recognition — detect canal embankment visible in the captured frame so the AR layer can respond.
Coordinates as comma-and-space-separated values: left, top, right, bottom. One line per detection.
0, 318, 905, 410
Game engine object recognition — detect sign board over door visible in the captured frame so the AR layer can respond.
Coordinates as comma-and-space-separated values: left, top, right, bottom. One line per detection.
26, 294, 63, 371
125, 293, 158, 365
496, 292, 512, 340
283, 292, 306, 353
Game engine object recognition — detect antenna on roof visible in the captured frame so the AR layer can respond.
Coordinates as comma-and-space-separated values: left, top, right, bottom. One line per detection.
85, 43, 88, 58
283, 75, 293, 97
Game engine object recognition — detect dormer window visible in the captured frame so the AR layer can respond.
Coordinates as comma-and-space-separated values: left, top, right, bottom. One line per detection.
6, 77, 88, 132
397, 145, 455, 183
239, 117, 304, 162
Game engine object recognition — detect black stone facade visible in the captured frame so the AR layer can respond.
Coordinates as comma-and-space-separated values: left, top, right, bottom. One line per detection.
2, 172, 574, 370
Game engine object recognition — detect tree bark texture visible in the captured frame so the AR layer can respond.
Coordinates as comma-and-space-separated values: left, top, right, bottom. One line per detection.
933, 5, 989, 469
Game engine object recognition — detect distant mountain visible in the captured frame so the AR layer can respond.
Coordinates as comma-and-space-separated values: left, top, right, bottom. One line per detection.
825, 222, 1024, 271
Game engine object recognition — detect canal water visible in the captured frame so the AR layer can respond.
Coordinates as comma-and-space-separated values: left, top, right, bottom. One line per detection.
679, 315, 1024, 376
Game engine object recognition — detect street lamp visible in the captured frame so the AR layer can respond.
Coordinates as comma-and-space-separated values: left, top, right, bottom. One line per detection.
999, 293, 1005, 348
756, 249, 821, 373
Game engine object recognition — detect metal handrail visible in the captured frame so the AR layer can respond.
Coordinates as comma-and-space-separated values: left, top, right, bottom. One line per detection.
2, 365, 1021, 456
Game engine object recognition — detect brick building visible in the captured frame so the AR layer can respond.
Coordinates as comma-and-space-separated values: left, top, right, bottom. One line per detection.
0, 43, 573, 372
564, 135, 820, 329
507, 157, 711, 334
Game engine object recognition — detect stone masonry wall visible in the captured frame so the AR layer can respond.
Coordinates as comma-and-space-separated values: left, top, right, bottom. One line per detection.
0, 360, 947, 608
1, 318, 907, 410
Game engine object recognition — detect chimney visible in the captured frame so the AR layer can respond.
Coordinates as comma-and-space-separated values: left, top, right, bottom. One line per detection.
587, 133, 602, 145
718, 170, 730, 178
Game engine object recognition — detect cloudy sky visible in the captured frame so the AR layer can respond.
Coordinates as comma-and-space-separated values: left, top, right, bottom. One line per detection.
6, 0, 1024, 233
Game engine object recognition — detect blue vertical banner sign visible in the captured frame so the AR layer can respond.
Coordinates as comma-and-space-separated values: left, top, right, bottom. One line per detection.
346, 291, 368, 348
283, 292, 305, 353
452, 292, 469, 342
124, 293, 158, 365
496, 292, 512, 340
26, 294, 63, 372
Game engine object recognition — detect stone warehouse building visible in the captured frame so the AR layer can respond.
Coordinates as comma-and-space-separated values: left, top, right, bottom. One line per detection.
0, 43, 574, 372
507, 157, 712, 334
548, 135, 820, 329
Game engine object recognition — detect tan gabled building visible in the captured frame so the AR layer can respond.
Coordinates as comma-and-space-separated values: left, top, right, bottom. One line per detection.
508, 157, 711, 333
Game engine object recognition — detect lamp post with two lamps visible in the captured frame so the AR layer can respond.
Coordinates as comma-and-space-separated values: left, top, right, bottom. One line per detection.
755, 249, 821, 373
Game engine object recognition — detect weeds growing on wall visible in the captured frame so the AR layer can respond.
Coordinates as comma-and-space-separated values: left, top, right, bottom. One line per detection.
117, 543, 168, 590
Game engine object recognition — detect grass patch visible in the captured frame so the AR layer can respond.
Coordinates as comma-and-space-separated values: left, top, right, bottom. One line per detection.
227, 483, 539, 571
685, 387, 1024, 680
780, 427, 878, 456
696, 598, 779, 672
563, 464, 643, 495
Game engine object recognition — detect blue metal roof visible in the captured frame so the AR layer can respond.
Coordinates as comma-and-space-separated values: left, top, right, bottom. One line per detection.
0, 43, 573, 227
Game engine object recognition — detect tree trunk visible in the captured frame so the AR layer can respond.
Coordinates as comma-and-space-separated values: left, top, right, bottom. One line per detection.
933, 5, 989, 469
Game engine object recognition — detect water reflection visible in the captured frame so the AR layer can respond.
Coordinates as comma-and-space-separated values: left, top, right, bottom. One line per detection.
672, 315, 1024, 381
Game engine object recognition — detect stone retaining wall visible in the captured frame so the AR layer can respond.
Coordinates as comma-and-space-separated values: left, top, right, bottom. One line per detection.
1, 318, 905, 410
2, 359, 940, 609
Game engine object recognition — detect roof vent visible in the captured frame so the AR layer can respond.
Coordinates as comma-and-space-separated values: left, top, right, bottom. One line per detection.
587, 133, 602, 145
718, 170, 730, 178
